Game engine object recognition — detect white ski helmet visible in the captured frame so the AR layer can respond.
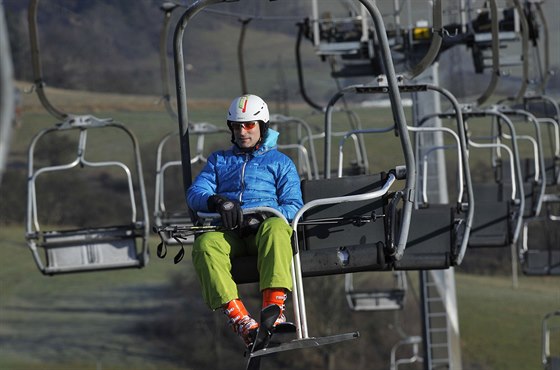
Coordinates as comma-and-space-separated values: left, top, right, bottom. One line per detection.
227, 94, 269, 124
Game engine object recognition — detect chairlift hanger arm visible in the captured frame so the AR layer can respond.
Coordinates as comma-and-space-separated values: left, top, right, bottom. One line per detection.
534, 2, 550, 93
28, 0, 68, 121
402, 0, 443, 80
295, 21, 324, 112
511, 0, 529, 102
476, 0, 500, 107
159, 3, 181, 121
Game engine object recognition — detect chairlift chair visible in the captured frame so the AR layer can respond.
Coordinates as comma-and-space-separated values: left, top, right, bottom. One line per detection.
520, 201, 560, 276
520, 95, 560, 186
25, 0, 149, 275
171, 0, 417, 359
460, 107, 526, 248
323, 83, 473, 270
324, 83, 473, 311
306, 2, 379, 78
345, 271, 407, 311
25, 116, 150, 275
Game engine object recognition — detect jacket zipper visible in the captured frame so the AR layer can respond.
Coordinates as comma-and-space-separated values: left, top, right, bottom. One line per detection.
239, 153, 249, 203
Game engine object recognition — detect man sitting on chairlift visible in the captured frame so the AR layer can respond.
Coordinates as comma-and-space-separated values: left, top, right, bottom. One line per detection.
187, 94, 303, 348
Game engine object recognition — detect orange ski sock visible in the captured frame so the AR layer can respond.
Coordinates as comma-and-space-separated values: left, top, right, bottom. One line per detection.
262, 288, 287, 326
262, 288, 287, 309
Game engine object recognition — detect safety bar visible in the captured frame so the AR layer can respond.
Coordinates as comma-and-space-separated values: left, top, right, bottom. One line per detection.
469, 141, 517, 200
402, 0, 443, 80
501, 132, 539, 182
409, 127, 464, 204
336, 126, 394, 178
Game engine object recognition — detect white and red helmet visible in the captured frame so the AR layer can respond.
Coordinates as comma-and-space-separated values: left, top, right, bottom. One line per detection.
227, 94, 269, 124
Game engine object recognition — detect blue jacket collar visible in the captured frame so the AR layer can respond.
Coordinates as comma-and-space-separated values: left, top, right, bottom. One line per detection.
232, 128, 279, 156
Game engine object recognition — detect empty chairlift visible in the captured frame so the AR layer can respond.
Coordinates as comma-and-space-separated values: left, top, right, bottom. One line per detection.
322, 83, 473, 270
461, 107, 526, 248
520, 201, 560, 276
26, 116, 150, 275
24, 0, 149, 275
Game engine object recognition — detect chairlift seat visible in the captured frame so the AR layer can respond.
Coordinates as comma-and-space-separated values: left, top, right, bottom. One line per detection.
346, 288, 405, 311
29, 224, 145, 275
468, 184, 513, 247
523, 250, 560, 275
317, 41, 362, 55
394, 205, 456, 270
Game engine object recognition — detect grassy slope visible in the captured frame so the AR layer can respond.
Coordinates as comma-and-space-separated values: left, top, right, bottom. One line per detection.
1, 223, 559, 370
0, 224, 188, 370
457, 273, 560, 370
3, 88, 560, 369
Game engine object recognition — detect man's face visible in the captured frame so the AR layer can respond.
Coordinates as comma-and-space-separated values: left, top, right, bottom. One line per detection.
230, 120, 261, 149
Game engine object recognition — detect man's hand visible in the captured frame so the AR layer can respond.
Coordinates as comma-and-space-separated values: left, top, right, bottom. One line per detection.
207, 195, 243, 230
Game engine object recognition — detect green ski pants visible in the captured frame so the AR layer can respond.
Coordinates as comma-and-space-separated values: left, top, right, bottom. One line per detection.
192, 217, 293, 310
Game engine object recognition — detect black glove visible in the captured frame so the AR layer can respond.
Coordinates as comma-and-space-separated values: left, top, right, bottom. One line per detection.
207, 195, 243, 230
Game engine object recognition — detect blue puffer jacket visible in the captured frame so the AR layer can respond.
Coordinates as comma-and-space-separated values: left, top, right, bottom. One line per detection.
186, 129, 303, 221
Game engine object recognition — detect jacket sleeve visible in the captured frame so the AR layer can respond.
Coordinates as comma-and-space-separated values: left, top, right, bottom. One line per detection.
275, 156, 304, 221
186, 153, 218, 212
